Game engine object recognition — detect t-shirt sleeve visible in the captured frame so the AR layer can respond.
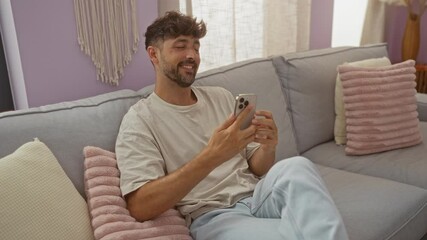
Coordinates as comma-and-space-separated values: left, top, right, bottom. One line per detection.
115, 107, 165, 197
246, 142, 260, 159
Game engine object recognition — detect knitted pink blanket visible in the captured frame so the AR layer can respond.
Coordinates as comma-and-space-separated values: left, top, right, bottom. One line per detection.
83, 146, 192, 240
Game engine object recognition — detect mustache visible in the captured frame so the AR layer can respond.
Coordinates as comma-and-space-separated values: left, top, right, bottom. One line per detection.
178, 60, 197, 67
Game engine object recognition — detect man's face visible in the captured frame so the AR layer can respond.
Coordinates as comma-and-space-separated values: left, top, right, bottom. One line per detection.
157, 36, 201, 88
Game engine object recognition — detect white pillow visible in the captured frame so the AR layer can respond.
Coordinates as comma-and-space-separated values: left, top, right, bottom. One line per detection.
334, 57, 391, 145
0, 139, 94, 240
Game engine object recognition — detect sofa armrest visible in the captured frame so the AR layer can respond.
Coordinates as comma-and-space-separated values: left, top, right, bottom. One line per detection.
417, 93, 427, 122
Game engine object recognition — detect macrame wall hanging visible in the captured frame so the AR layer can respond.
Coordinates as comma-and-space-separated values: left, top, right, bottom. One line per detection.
73, 0, 139, 86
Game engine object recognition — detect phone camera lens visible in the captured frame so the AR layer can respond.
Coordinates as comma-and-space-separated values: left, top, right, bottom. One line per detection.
239, 98, 245, 103
244, 100, 249, 106
239, 104, 244, 109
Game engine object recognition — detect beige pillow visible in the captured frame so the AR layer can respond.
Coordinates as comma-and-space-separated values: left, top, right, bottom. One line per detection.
334, 57, 391, 145
337, 60, 422, 155
0, 140, 94, 240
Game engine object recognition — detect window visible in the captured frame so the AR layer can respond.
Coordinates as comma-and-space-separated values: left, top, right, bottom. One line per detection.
180, 0, 264, 72
178, 0, 311, 72
332, 0, 369, 47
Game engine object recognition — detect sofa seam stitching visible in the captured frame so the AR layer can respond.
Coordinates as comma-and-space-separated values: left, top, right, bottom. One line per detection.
383, 198, 427, 240
0, 95, 142, 120
282, 43, 387, 62
195, 58, 270, 80
272, 57, 302, 155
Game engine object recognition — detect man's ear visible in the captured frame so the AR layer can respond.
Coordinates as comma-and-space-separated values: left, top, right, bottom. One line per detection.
147, 46, 159, 64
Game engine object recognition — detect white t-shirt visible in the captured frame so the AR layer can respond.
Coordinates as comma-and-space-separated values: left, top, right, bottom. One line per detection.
116, 86, 260, 221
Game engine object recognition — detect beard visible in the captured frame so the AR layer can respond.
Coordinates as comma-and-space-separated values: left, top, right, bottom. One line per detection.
161, 56, 198, 88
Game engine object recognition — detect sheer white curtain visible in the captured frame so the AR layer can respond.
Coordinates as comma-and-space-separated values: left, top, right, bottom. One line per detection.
360, 0, 388, 45
177, 0, 311, 72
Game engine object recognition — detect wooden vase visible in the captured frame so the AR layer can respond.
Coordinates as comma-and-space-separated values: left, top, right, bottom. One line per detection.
401, 12, 421, 61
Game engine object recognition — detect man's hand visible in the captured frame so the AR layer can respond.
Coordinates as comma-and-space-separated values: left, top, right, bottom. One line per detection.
247, 110, 278, 176
205, 105, 257, 166
252, 110, 278, 151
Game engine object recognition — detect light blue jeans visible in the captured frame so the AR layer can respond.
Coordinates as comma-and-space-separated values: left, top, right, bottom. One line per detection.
190, 157, 349, 240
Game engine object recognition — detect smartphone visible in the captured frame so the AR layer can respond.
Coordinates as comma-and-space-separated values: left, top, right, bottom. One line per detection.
234, 94, 257, 130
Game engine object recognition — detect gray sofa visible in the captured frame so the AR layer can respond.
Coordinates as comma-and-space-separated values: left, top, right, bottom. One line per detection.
1, 43, 427, 240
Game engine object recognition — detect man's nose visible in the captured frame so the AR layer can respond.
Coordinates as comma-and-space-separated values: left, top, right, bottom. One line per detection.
186, 48, 197, 60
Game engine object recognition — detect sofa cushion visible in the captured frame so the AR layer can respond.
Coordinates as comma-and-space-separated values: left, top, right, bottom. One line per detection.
334, 57, 391, 145
304, 122, 427, 190
0, 89, 141, 197
0, 140, 94, 240
194, 58, 298, 161
417, 93, 427, 122
83, 146, 191, 240
337, 60, 422, 155
317, 165, 427, 240
272, 43, 389, 153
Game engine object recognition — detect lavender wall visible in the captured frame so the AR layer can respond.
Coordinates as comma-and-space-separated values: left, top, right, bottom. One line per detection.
310, 0, 334, 50
11, 0, 157, 108
386, 6, 427, 64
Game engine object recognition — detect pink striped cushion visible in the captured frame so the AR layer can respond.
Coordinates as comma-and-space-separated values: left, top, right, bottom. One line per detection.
337, 60, 423, 155
334, 57, 391, 145
83, 146, 192, 240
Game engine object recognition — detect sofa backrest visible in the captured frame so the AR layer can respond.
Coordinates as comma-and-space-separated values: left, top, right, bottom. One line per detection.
0, 44, 391, 197
272, 43, 389, 153
0, 90, 142, 197
193, 58, 299, 161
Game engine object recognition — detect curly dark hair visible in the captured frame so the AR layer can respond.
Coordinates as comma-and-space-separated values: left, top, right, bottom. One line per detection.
144, 11, 207, 49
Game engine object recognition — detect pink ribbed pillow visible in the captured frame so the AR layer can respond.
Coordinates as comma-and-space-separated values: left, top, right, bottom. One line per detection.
334, 57, 391, 145
337, 60, 423, 155
83, 146, 192, 240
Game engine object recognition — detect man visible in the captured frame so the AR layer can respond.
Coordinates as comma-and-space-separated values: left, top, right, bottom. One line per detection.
116, 11, 349, 240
